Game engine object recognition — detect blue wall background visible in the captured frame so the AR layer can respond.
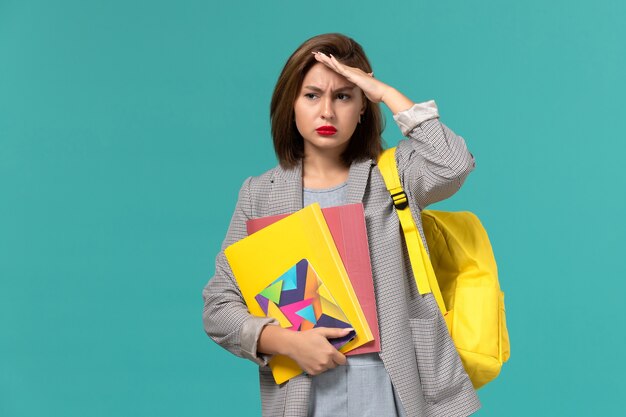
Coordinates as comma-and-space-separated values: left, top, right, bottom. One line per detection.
1, 0, 624, 416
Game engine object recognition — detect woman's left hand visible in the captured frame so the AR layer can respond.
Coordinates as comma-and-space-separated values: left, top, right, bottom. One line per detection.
312, 51, 390, 104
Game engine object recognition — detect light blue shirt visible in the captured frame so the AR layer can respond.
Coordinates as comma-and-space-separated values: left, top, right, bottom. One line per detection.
303, 183, 406, 417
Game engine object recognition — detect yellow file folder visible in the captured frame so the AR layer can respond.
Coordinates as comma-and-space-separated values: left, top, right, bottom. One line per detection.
224, 203, 373, 384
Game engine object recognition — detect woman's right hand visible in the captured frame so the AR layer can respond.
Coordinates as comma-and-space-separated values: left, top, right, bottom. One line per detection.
258, 324, 351, 376
286, 327, 351, 376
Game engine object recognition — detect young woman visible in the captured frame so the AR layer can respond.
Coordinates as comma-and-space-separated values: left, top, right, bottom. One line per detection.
203, 33, 480, 417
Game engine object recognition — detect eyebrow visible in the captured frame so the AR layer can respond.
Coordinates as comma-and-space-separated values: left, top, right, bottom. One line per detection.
303, 85, 356, 93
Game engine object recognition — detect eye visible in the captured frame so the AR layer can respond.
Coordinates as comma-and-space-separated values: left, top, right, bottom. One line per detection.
337, 93, 351, 101
304, 93, 318, 100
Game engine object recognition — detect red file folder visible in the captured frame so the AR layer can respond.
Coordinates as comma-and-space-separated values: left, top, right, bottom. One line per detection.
247, 203, 381, 355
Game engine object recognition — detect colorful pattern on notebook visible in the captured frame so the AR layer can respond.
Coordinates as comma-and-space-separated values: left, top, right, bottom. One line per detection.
254, 258, 356, 349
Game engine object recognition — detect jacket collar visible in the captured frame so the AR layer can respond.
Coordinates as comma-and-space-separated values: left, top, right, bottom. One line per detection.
267, 157, 375, 216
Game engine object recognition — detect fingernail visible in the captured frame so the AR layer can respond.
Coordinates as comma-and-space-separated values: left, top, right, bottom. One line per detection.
344, 327, 354, 332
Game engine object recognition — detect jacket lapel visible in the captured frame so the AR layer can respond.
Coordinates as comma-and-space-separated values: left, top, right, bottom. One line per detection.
266, 160, 303, 216
346, 157, 374, 204
268, 157, 374, 217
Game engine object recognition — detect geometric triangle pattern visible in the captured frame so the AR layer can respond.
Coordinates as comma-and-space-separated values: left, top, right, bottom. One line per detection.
317, 278, 334, 305
267, 300, 292, 328
278, 298, 311, 331
260, 279, 283, 304
255, 293, 270, 315
296, 304, 317, 324
281, 265, 298, 291
254, 259, 354, 349
319, 294, 349, 324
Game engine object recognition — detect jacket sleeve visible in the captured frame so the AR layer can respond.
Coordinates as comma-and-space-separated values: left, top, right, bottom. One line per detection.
394, 100, 475, 209
202, 176, 278, 366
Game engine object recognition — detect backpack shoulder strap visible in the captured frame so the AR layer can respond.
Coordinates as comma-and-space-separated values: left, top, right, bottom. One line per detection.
377, 148, 447, 315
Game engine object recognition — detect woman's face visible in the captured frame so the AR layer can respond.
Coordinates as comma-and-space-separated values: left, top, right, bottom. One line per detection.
294, 62, 365, 159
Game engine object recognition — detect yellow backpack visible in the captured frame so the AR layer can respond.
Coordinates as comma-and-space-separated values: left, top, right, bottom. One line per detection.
378, 147, 510, 389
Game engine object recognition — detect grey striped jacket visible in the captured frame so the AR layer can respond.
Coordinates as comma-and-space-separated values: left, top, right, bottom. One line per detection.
203, 104, 481, 417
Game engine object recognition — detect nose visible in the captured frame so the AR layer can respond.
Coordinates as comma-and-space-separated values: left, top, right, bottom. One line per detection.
320, 96, 335, 119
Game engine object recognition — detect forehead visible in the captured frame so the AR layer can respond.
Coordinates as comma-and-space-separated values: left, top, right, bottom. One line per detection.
301, 62, 356, 89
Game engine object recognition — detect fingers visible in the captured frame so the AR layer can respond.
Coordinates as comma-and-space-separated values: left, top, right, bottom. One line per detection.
332, 349, 347, 366
322, 328, 349, 367
316, 326, 354, 339
312, 52, 376, 94
306, 346, 345, 375
312, 51, 333, 63
295, 327, 353, 375
312, 52, 354, 75
312, 52, 372, 77
312, 51, 344, 75
327, 54, 344, 72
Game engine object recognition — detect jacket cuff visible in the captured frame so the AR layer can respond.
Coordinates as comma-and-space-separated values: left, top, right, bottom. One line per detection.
240, 316, 279, 366
393, 99, 440, 136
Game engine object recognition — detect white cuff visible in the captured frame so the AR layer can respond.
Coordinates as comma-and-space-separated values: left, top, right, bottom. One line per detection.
393, 99, 439, 136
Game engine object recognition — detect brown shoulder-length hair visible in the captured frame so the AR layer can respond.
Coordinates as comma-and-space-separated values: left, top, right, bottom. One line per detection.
270, 33, 385, 169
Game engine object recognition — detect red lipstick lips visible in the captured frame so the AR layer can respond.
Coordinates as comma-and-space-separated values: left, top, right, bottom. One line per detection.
316, 125, 337, 136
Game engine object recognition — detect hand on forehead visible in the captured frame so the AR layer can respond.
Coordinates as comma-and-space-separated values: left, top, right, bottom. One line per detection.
303, 62, 358, 91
